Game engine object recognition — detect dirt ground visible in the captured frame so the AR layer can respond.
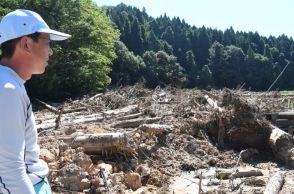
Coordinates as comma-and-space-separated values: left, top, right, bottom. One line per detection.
34, 85, 294, 194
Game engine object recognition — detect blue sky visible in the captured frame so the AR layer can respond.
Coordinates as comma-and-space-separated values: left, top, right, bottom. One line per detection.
93, 0, 294, 38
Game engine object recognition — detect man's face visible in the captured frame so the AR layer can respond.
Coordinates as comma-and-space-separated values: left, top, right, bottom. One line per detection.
29, 33, 53, 74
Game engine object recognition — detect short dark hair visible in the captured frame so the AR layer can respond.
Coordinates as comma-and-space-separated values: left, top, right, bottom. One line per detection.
26, 32, 41, 42
0, 32, 41, 59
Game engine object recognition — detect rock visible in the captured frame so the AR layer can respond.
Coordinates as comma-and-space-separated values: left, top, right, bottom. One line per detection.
124, 172, 142, 190
171, 187, 187, 194
98, 178, 104, 186
127, 186, 155, 194
110, 172, 124, 185
81, 178, 91, 190
147, 170, 162, 186
59, 142, 69, 153
71, 151, 93, 171
208, 157, 218, 167
48, 162, 59, 170
58, 163, 87, 191
244, 177, 267, 186
95, 187, 107, 194
97, 162, 113, 174
136, 165, 151, 177
240, 148, 259, 162
86, 164, 97, 175
40, 148, 55, 163
82, 189, 91, 194
91, 179, 100, 188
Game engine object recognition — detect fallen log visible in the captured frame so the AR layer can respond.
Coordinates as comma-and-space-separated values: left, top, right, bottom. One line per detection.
63, 107, 88, 114
89, 93, 103, 101
138, 124, 173, 136
54, 105, 64, 131
37, 113, 104, 131
59, 132, 135, 155
71, 116, 104, 124
34, 98, 59, 113
268, 125, 294, 168
111, 117, 161, 128
216, 167, 263, 179
280, 173, 294, 193
272, 111, 294, 120
217, 115, 225, 148
274, 119, 294, 126
204, 95, 223, 112
103, 105, 138, 116
264, 171, 285, 194
204, 95, 225, 148
117, 112, 144, 121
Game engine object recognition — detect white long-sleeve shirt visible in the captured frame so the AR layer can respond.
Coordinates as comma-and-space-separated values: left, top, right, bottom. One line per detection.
0, 65, 49, 194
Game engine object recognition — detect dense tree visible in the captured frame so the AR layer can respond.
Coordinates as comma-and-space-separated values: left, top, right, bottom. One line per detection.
105, 3, 294, 91
0, 0, 119, 100
128, 17, 144, 54
142, 51, 185, 87
161, 26, 175, 46
209, 41, 226, 87
184, 50, 198, 87
223, 27, 236, 46
264, 44, 273, 62
3, 2, 294, 98
224, 45, 245, 87
199, 65, 213, 87
195, 27, 210, 67
110, 41, 145, 85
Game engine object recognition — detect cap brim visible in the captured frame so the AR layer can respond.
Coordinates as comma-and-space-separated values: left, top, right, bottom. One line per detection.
39, 28, 71, 41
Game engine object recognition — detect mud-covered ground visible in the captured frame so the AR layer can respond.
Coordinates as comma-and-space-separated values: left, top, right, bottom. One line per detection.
34, 86, 294, 193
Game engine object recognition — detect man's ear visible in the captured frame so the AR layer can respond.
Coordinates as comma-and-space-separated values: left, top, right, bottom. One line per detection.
20, 36, 32, 52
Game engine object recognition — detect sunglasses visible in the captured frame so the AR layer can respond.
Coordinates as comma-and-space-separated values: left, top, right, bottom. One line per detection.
26, 34, 53, 48
38, 36, 54, 48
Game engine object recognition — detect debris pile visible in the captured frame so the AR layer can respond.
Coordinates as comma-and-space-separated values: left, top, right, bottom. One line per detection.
35, 86, 294, 193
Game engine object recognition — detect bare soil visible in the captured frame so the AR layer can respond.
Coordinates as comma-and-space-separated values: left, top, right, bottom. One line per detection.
35, 85, 294, 194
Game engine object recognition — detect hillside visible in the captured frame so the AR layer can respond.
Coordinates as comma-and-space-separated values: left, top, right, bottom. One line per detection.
106, 3, 294, 91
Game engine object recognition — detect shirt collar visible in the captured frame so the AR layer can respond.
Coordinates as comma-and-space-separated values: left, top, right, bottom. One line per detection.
0, 65, 26, 84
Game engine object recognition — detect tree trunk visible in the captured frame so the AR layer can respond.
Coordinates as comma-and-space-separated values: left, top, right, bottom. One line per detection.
110, 117, 161, 128
268, 125, 294, 168
216, 167, 263, 179
138, 124, 173, 136
264, 171, 285, 194
59, 133, 135, 155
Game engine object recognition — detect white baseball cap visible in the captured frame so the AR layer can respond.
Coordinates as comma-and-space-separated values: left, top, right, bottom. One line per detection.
0, 9, 71, 44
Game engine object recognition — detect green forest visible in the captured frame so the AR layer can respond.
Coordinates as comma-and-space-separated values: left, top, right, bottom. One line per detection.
1, 0, 294, 100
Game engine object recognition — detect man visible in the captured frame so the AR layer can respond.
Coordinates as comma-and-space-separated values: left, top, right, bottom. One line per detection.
0, 9, 71, 193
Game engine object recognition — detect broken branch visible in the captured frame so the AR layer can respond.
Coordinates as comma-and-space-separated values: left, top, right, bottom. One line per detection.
111, 117, 161, 128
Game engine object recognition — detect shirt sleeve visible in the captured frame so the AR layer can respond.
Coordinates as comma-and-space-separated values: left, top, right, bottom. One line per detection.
0, 88, 35, 194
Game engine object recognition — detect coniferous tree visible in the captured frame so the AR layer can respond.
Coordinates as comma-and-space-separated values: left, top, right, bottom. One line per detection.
196, 27, 210, 67
161, 26, 175, 46
209, 41, 226, 87
223, 27, 236, 46
224, 45, 245, 87
129, 18, 144, 54
102, 3, 294, 91
184, 50, 198, 87
199, 65, 213, 87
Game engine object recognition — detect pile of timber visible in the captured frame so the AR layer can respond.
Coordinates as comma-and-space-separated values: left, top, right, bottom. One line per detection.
204, 95, 294, 169
266, 111, 294, 135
